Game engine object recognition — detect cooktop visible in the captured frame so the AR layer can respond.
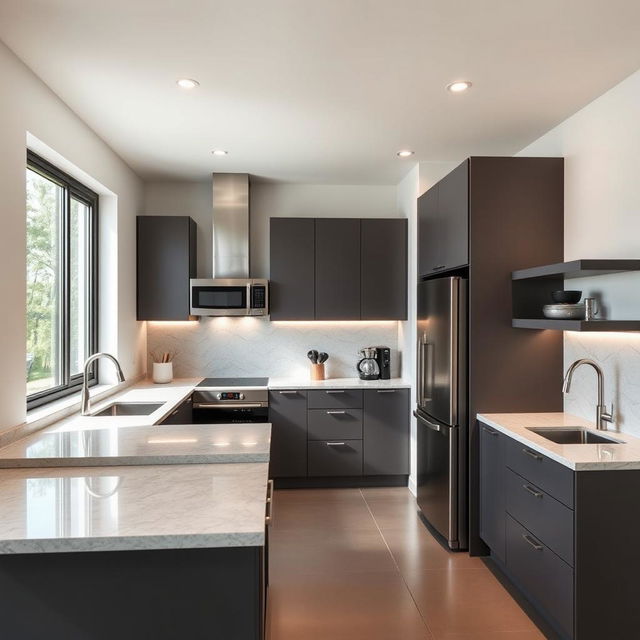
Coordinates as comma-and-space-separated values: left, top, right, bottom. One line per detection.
197, 377, 269, 388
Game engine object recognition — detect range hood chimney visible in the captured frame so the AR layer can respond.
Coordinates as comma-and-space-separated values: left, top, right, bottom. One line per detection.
212, 173, 250, 278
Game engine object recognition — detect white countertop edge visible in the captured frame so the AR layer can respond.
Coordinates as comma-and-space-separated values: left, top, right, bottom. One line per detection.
0, 531, 266, 555
477, 413, 640, 471
268, 377, 411, 390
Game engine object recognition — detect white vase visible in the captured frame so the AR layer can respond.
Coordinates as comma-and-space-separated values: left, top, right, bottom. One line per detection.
152, 362, 173, 384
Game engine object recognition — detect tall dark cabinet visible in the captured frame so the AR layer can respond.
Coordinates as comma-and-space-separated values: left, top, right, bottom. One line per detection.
417, 157, 564, 555
137, 216, 197, 321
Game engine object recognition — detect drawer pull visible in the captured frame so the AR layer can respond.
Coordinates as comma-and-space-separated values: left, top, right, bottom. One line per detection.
326, 390, 345, 394
326, 442, 346, 446
522, 447, 543, 461
376, 390, 396, 393
523, 484, 543, 499
265, 479, 274, 526
482, 426, 498, 437
522, 534, 543, 551
278, 390, 298, 395
326, 410, 347, 415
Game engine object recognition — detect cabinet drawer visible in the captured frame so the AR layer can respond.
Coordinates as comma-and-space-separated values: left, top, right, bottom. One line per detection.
307, 389, 363, 409
308, 409, 363, 441
506, 515, 574, 639
308, 440, 363, 476
506, 437, 574, 508
506, 468, 574, 566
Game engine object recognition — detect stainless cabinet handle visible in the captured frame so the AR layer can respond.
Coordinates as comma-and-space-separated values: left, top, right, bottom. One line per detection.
326, 390, 345, 394
326, 410, 346, 415
326, 442, 346, 446
265, 479, 274, 526
433, 265, 446, 271
522, 484, 543, 499
193, 403, 264, 409
278, 390, 298, 395
522, 534, 543, 551
522, 448, 543, 461
376, 390, 396, 394
481, 426, 498, 437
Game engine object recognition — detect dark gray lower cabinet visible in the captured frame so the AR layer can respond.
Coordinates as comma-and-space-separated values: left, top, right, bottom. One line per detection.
308, 440, 363, 476
478, 423, 506, 562
363, 389, 409, 475
479, 419, 640, 639
268, 390, 308, 478
159, 396, 193, 425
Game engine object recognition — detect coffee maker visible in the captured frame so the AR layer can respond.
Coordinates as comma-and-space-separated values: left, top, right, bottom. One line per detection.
357, 348, 380, 380
374, 346, 391, 380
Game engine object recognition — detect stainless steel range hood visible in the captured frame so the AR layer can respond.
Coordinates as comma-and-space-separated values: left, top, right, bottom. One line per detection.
212, 173, 250, 278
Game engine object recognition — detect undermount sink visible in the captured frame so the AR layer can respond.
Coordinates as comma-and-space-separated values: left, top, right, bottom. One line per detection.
90, 402, 164, 417
527, 426, 624, 445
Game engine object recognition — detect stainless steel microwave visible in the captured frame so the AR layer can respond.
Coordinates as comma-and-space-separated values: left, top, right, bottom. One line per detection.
190, 279, 269, 317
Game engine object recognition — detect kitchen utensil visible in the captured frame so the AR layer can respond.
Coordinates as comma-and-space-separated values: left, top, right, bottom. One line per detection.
542, 304, 586, 320
318, 352, 329, 364
310, 363, 325, 381
357, 347, 380, 380
307, 350, 319, 364
551, 290, 582, 304
584, 298, 599, 321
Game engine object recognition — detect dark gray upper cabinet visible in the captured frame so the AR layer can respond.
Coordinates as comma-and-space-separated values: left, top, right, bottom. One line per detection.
479, 423, 506, 562
363, 389, 409, 475
269, 218, 315, 321
137, 216, 197, 320
361, 219, 407, 320
268, 390, 308, 478
315, 219, 361, 320
417, 159, 469, 276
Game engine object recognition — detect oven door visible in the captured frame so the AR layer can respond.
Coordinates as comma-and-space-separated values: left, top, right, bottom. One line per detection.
192, 390, 269, 424
190, 279, 249, 316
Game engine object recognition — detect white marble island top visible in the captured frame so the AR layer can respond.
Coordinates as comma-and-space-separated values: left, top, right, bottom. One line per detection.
0, 423, 271, 468
477, 412, 640, 470
0, 462, 269, 554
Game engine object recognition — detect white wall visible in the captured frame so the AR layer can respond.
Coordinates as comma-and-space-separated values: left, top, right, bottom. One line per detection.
0, 40, 145, 430
518, 69, 640, 435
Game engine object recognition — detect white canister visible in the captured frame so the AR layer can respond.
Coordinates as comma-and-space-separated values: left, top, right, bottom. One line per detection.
152, 362, 173, 384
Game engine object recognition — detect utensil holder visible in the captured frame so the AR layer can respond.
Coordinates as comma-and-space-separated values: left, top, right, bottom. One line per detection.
152, 362, 173, 384
310, 363, 325, 381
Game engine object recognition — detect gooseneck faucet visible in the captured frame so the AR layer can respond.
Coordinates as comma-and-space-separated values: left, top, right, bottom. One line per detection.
562, 358, 614, 430
81, 353, 125, 416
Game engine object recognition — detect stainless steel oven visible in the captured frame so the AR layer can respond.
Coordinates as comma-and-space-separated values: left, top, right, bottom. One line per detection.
190, 279, 269, 317
191, 378, 269, 424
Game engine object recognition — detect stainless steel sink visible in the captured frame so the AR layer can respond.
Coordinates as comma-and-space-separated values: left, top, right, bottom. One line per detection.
90, 402, 164, 417
527, 427, 624, 445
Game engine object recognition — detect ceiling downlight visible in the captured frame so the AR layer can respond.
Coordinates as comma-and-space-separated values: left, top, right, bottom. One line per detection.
447, 81, 472, 93
176, 78, 200, 89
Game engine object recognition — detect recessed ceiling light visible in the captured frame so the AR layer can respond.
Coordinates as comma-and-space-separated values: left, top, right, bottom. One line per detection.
447, 81, 472, 93
212, 149, 228, 156
176, 78, 200, 89
397, 150, 415, 157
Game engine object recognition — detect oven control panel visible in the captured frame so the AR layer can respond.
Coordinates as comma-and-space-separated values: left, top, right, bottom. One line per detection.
216, 392, 245, 401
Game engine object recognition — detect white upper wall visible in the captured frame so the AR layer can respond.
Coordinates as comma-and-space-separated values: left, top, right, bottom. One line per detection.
517, 68, 640, 434
0, 40, 144, 431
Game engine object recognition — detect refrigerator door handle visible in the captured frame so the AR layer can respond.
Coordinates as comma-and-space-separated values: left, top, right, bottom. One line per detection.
448, 426, 458, 543
449, 277, 459, 426
413, 410, 442, 432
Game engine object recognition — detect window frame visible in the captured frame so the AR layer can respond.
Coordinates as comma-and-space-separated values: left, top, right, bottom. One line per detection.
26, 151, 99, 410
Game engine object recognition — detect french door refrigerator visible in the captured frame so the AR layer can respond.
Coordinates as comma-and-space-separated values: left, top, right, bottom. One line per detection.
414, 276, 468, 550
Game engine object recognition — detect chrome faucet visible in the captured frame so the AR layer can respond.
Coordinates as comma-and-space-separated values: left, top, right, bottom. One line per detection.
562, 358, 614, 430
81, 353, 125, 416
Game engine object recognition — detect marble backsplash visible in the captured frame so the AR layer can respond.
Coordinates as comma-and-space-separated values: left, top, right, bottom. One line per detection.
147, 318, 401, 381
564, 332, 640, 437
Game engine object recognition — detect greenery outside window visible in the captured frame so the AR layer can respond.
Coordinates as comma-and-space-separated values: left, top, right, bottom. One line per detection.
26, 151, 98, 409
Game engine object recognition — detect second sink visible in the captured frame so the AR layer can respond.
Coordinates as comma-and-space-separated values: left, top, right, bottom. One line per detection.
91, 402, 164, 417
527, 426, 624, 445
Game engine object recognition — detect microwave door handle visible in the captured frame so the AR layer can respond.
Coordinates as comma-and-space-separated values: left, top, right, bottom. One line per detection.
246, 282, 252, 313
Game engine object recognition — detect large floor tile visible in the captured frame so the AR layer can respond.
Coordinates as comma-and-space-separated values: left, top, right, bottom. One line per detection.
271, 500, 378, 532
403, 568, 540, 635
364, 497, 423, 530
435, 632, 546, 640
268, 572, 434, 640
274, 488, 365, 504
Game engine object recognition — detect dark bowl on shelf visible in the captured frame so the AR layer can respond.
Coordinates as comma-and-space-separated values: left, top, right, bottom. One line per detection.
551, 290, 582, 304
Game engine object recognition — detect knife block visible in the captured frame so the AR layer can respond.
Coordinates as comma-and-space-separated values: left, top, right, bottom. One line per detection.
310, 363, 326, 381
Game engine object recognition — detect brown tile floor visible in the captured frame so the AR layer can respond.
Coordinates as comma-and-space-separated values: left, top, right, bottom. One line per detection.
267, 487, 547, 640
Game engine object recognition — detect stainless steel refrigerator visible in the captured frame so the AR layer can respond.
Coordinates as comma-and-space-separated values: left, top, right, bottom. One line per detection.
414, 276, 468, 550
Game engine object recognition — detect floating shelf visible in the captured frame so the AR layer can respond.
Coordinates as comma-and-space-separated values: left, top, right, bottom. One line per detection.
512, 319, 640, 332
512, 259, 640, 281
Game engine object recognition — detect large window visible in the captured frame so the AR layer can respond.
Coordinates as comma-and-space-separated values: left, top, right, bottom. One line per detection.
26, 152, 98, 408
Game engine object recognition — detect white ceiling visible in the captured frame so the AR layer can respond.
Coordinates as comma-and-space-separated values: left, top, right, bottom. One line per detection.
2, 0, 640, 184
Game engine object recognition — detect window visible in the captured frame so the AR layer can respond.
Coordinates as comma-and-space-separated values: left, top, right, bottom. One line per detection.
26, 151, 98, 408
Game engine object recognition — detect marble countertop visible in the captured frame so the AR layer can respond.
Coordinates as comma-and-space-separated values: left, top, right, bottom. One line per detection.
477, 412, 640, 470
268, 376, 411, 390
0, 423, 271, 468
0, 462, 269, 554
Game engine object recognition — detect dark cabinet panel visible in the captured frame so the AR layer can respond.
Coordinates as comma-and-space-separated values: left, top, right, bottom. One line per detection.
363, 389, 409, 475
137, 216, 197, 320
308, 440, 363, 476
479, 423, 506, 562
308, 409, 363, 441
269, 218, 315, 320
315, 219, 361, 320
417, 185, 441, 276
159, 397, 193, 425
361, 219, 407, 320
307, 389, 363, 409
438, 160, 468, 270
269, 390, 308, 478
